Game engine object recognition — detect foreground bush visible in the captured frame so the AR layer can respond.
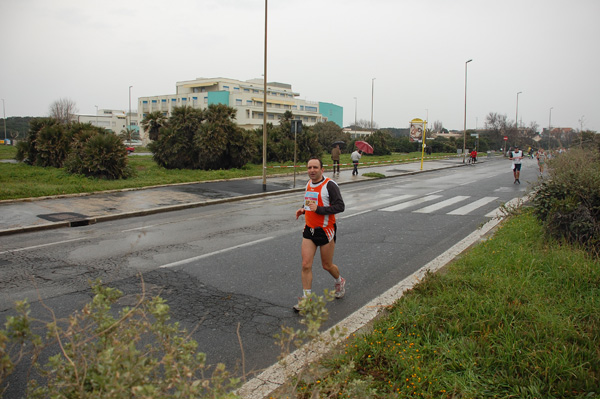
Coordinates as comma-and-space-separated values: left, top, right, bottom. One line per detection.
1, 281, 239, 398
532, 148, 600, 254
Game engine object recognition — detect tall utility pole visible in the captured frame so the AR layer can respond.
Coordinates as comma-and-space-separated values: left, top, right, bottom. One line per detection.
515, 91, 522, 129
128, 86, 133, 134
370, 78, 375, 134
548, 107, 553, 151
462, 59, 472, 163
353, 97, 357, 132
2, 99, 6, 142
262, 0, 268, 192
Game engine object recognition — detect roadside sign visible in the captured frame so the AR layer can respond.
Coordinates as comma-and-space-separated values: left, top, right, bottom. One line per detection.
503, 136, 508, 141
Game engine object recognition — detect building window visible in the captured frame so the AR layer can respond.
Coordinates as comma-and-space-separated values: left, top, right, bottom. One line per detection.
244, 88, 250, 92
152, 100, 157, 103
223, 85, 229, 90
172, 99, 176, 102
246, 100, 252, 105
142, 101, 148, 104
236, 99, 242, 105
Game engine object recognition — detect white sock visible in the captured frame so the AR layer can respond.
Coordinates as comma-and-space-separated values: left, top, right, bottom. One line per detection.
335, 276, 343, 283
303, 289, 311, 297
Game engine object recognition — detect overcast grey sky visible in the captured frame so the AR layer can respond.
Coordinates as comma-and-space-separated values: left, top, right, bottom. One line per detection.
1, 0, 599, 132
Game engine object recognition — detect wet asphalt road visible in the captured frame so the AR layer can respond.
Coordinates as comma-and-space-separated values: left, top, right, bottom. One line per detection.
0, 156, 535, 398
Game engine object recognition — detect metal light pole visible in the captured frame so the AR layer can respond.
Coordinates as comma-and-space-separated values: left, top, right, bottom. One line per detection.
353, 97, 357, 134
128, 86, 133, 135
462, 59, 472, 163
515, 91, 522, 129
548, 107, 553, 150
2, 99, 6, 142
262, 0, 268, 192
370, 78, 375, 134
95, 105, 98, 127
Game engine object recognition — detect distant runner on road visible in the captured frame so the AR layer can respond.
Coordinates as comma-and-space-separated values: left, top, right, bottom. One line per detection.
510, 146, 523, 184
294, 158, 346, 311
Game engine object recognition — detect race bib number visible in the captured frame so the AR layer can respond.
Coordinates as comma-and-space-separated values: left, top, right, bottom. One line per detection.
304, 192, 318, 210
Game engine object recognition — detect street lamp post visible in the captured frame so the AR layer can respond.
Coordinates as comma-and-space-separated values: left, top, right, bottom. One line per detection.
462, 59, 472, 163
2, 99, 6, 142
353, 97, 357, 134
262, 0, 268, 192
515, 91, 522, 129
549, 107, 553, 131
95, 105, 98, 127
370, 78, 375, 134
128, 86, 133, 136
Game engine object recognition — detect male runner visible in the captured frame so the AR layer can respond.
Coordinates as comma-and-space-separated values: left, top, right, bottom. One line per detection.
294, 158, 346, 311
510, 146, 523, 184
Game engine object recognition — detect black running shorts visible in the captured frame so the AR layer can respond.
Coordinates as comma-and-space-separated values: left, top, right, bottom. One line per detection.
303, 224, 337, 246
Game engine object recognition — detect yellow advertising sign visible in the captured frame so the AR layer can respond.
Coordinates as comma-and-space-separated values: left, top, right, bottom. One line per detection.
409, 118, 426, 143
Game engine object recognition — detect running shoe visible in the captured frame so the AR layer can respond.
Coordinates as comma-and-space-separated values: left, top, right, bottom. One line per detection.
293, 296, 307, 312
335, 277, 346, 299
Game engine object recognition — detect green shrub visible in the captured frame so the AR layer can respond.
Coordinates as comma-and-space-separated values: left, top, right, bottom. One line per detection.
531, 148, 600, 253
1, 281, 239, 399
65, 131, 133, 179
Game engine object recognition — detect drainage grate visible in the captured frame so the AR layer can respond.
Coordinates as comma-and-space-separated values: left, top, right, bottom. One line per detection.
37, 212, 89, 222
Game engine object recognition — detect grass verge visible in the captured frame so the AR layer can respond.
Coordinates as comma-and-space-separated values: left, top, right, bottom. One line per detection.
0, 151, 456, 200
299, 209, 600, 398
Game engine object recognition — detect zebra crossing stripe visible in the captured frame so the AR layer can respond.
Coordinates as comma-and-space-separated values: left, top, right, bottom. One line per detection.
352, 194, 415, 211
414, 196, 470, 213
380, 195, 442, 212
447, 196, 499, 215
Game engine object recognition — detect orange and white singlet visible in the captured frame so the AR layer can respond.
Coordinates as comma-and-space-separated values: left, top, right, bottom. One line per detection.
303, 177, 344, 241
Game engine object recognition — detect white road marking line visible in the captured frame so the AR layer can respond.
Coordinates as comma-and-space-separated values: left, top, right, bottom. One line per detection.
159, 237, 275, 269
351, 194, 415, 211
414, 195, 470, 213
0, 238, 88, 255
339, 209, 372, 219
379, 195, 442, 212
122, 224, 161, 232
448, 197, 499, 215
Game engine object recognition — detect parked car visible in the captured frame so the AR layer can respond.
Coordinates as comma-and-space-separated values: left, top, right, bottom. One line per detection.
126, 146, 135, 154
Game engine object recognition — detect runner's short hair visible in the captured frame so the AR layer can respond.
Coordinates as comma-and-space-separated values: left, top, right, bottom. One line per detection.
308, 157, 323, 168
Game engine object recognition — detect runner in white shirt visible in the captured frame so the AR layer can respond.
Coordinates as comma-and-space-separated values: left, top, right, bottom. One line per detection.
510, 146, 523, 184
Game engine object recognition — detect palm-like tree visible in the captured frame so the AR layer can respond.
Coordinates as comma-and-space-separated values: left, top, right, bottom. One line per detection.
140, 111, 167, 141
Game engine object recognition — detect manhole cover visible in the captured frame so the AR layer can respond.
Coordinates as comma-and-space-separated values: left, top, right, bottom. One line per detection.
37, 212, 89, 222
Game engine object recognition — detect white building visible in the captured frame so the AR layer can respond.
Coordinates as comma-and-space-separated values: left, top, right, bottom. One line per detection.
138, 77, 343, 143
77, 109, 139, 135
